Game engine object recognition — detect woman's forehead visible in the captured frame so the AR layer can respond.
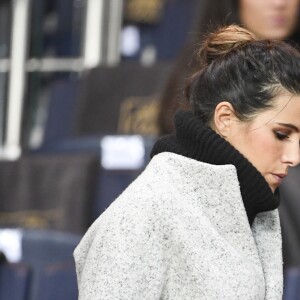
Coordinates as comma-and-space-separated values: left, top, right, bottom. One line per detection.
255, 93, 300, 126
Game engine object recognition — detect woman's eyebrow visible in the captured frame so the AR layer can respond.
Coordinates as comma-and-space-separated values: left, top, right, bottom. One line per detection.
277, 123, 299, 132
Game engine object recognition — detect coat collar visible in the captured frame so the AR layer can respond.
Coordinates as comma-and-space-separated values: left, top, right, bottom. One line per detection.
151, 110, 280, 226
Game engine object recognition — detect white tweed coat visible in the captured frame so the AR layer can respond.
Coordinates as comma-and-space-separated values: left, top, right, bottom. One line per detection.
74, 152, 283, 299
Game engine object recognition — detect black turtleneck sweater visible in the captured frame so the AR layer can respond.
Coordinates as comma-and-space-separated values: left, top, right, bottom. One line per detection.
151, 111, 280, 226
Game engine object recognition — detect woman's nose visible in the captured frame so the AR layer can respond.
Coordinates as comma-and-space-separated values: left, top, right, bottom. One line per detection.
272, 0, 289, 8
282, 143, 300, 167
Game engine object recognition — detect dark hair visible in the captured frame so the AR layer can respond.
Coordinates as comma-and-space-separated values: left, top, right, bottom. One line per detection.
187, 25, 300, 125
157, 0, 300, 134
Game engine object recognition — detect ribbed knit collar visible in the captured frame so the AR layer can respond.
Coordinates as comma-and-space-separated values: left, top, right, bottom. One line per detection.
151, 111, 280, 226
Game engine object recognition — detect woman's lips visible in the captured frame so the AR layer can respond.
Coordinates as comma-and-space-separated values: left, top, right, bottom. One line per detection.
272, 173, 287, 186
271, 15, 287, 27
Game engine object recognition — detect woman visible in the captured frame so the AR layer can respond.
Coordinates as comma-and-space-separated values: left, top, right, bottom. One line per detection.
158, 0, 300, 134
74, 25, 300, 299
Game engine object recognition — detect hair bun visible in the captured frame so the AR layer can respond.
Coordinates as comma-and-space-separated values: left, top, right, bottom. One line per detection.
199, 25, 257, 65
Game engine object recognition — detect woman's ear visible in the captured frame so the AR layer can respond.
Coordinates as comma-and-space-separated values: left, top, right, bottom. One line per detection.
213, 101, 238, 137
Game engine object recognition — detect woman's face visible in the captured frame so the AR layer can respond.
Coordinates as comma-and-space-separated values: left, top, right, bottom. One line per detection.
239, 0, 299, 40
226, 92, 300, 193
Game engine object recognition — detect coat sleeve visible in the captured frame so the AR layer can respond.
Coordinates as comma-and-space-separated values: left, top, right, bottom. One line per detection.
74, 198, 170, 300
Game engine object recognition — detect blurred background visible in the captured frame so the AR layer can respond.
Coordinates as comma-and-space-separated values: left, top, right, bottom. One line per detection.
0, 0, 299, 299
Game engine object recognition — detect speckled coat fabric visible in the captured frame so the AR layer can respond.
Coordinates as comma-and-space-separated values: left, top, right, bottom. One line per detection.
74, 152, 283, 300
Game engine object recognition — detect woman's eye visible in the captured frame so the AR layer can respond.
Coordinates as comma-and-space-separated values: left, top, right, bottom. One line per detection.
274, 131, 289, 140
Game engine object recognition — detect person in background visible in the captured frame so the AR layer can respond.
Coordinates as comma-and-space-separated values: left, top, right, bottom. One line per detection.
158, 0, 300, 135
74, 25, 300, 299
